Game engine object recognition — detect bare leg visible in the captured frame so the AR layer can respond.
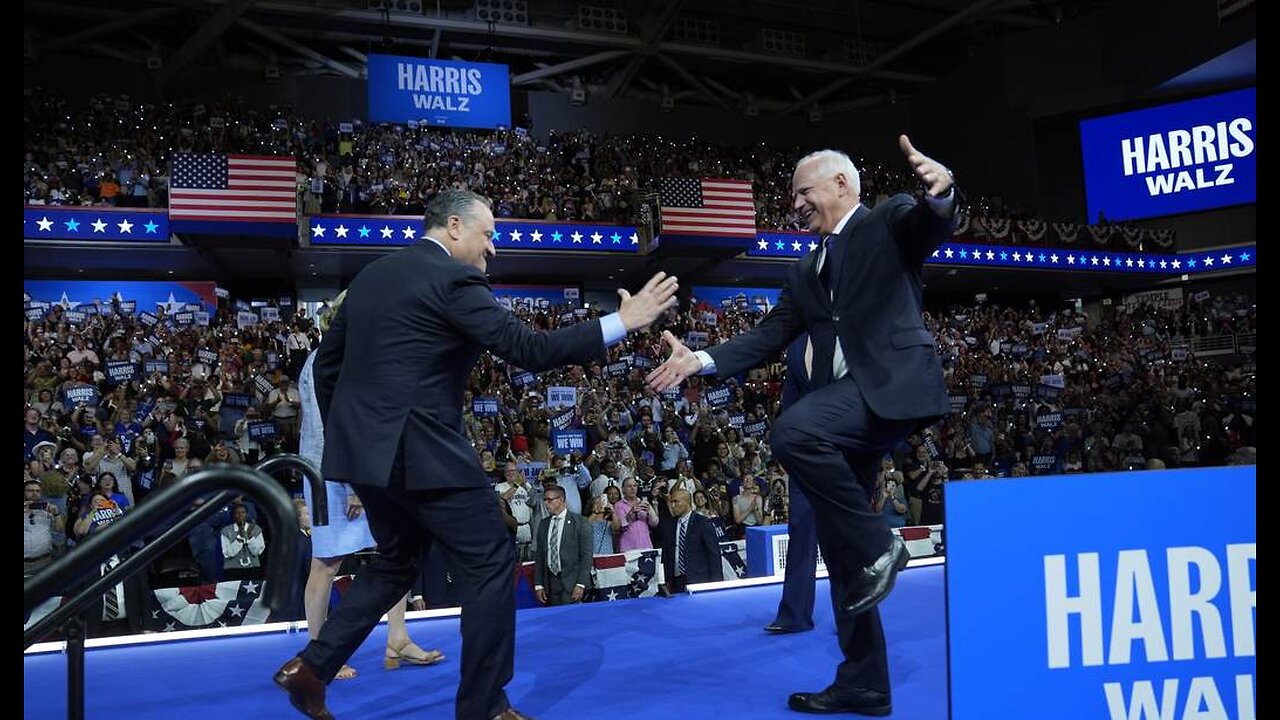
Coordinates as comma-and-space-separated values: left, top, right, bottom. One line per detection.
385, 593, 412, 648
304, 556, 344, 640
305, 555, 358, 678
384, 593, 445, 668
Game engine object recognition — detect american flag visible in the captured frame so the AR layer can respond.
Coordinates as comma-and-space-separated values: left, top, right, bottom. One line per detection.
658, 177, 757, 237
169, 154, 297, 223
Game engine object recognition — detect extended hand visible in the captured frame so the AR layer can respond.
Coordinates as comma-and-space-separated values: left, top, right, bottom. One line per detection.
899, 134, 953, 198
617, 272, 679, 331
646, 330, 702, 392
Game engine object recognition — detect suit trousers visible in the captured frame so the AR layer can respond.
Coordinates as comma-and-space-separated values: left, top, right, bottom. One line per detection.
544, 572, 577, 606
770, 376, 917, 693
299, 446, 515, 720
773, 476, 819, 631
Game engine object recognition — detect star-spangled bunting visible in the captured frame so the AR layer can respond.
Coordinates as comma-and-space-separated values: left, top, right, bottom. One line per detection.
309, 214, 1253, 271
307, 216, 641, 253
743, 231, 1256, 276
144, 579, 270, 631
24, 206, 169, 242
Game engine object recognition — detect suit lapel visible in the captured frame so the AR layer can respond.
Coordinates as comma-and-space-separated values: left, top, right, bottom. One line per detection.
797, 248, 830, 311
829, 204, 869, 300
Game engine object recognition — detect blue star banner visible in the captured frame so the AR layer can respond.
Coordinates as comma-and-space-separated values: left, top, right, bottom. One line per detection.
746, 231, 1256, 276
307, 215, 640, 253
24, 207, 169, 242
691, 286, 782, 312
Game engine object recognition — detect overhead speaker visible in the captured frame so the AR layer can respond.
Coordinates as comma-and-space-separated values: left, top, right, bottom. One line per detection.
476, 0, 528, 25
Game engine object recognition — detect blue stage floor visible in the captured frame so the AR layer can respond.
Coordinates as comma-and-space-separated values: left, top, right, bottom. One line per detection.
24, 565, 947, 719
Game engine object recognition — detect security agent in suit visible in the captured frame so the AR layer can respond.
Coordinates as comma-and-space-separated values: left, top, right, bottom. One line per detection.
765, 332, 823, 635
660, 488, 723, 593
274, 189, 679, 720
533, 484, 593, 606
648, 137, 957, 716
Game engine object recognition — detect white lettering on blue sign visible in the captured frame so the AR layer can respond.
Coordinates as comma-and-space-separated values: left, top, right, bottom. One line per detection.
398, 63, 484, 95
1119, 119, 1253, 199
1043, 543, 1255, 670
1121, 120, 1253, 176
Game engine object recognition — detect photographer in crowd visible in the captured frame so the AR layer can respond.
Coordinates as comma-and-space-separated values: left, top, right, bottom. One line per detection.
24, 478, 63, 575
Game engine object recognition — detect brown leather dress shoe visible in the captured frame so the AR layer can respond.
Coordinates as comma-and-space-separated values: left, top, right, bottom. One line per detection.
274, 657, 335, 720
492, 708, 535, 720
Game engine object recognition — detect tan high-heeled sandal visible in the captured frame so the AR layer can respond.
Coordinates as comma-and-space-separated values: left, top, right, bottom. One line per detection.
384, 641, 445, 670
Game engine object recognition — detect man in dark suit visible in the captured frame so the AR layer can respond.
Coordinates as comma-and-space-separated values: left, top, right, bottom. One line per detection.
765, 332, 822, 635
274, 189, 679, 720
532, 484, 593, 606
661, 488, 723, 593
648, 136, 956, 716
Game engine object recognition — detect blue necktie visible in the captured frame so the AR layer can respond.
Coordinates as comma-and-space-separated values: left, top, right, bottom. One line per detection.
819, 233, 844, 296
817, 235, 834, 291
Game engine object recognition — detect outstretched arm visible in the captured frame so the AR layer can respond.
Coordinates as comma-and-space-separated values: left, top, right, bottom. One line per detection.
893, 134, 960, 263
646, 331, 703, 392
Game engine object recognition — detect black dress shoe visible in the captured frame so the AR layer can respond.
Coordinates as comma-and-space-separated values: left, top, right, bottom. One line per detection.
842, 536, 909, 616
788, 687, 891, 716
764, 622, 813, 635
274, 656, 335, 720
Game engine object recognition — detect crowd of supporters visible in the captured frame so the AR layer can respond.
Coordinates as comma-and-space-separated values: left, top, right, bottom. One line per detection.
23, 284, 1254, 633
23, 90, 1171, 249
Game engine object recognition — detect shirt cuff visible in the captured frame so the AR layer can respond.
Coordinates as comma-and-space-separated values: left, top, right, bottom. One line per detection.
924, 187, 957, 218
692, 350, 716, 375
534, 585, 544, 591
599, 313, 627, 347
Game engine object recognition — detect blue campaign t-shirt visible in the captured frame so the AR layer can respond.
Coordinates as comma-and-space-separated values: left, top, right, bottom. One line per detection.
81, 493, 129, 534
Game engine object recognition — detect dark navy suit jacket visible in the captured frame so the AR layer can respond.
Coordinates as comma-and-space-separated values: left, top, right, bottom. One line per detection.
707, 195, 953, 423
314, 240, 608, 489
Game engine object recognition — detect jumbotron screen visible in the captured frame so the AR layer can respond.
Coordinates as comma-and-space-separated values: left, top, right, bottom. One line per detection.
1080, 87, 1255, 222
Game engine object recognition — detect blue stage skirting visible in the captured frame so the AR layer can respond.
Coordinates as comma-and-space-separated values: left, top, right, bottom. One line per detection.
24, 566, 947, 719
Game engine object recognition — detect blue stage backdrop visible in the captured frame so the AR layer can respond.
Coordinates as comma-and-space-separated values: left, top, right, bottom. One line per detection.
691, 286, 782, 313
24, 280, 218, 314
491, 285, 581, 309
946, 467, 1255, 720
1081, 87, 1256, 221
367, 54, 511, 129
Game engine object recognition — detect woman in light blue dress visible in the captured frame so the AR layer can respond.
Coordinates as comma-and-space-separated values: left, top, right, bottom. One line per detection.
298, 297, 443, 678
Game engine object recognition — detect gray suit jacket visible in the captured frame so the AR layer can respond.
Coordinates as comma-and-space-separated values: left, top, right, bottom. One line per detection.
534, 511, 594, 593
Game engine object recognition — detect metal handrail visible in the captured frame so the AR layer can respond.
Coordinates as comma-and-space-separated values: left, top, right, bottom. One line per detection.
23, 487, 238, 648
24, 464, 296, 634
254, 453, 328, 529
23, 455, 332, 720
